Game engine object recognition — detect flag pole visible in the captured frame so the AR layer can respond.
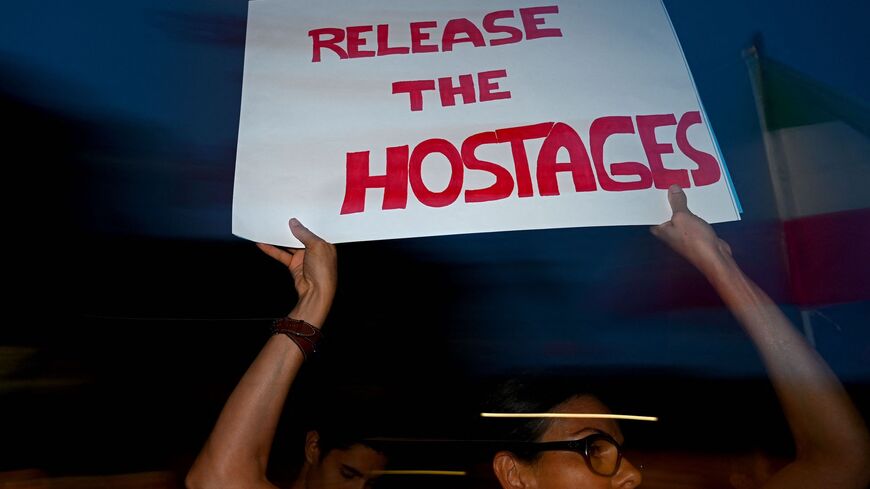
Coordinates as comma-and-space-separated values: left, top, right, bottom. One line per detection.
744, 39, 816, 343
742, 39, 797, 221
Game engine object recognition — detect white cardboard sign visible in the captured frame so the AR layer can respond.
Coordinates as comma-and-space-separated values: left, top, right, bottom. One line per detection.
233, 0, 740, 246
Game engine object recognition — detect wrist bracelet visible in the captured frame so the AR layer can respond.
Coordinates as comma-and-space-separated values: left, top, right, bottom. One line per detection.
270, 317, 324, 360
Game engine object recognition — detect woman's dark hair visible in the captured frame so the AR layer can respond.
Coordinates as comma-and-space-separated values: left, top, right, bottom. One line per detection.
480, 375, 601, 461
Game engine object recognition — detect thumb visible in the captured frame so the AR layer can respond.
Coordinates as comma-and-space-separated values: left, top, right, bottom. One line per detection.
667, 184, 689, 214
289, 218, 321, 247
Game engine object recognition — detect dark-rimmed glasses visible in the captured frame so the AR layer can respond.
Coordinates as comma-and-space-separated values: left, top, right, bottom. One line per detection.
512, 433, 625, 477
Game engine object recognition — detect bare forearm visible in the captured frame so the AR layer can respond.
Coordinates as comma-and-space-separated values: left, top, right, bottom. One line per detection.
188, 298, 328, 487
651, 186, 869, 486
703, 254, 870, 477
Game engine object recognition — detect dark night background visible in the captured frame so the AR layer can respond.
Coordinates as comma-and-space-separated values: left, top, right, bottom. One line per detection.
1, 1, 868, 487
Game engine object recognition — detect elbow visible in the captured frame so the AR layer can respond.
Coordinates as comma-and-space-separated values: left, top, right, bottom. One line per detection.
185, 467, 209, 489
835, 456, 870, 489
798, 438, 870, 488
185, 465, 228, 489
840, 426, 870, 487
186, 462, 264, 489
850, 436, 870, 487
838, 456, 870, 489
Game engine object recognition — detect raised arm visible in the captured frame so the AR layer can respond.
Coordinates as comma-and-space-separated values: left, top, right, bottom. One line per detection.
186, 219, 337, 489
652, 186, 870, 489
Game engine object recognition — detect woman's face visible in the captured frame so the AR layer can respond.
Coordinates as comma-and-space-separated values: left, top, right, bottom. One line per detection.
504, 395, 643, 489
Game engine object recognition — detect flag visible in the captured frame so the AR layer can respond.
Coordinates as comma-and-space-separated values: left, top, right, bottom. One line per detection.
745, 44, 870, 306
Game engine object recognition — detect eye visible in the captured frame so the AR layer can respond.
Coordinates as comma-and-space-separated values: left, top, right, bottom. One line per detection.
340, 468, 355, 480
587, 439, 614, 458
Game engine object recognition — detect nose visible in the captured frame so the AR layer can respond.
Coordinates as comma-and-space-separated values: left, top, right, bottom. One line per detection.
612, 457, 642, 488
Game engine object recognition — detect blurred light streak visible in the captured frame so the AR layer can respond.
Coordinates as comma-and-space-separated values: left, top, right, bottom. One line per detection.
481, 412, 658, 422
372, 470, 467, 476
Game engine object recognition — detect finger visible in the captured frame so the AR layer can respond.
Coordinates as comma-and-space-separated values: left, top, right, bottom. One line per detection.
667, 184, 690, 214
256, 242, 293, 267
289, 218, 324, 247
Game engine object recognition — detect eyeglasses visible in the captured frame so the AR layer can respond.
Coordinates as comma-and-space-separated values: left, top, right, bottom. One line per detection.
512, 433, 625, 477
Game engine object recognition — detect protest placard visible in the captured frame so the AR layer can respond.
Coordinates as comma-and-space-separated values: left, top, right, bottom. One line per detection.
233, 0, 740, 246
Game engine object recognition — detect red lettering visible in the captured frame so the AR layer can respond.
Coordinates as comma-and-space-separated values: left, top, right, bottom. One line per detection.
676, 111, 720, 186
536, 122, 597, 196
376, 24, 410, 56
483, 10, 523, 46
438, 74, 476, 107
395, 71, 511, 111
520, 6, 563, 40
442, 18, 487, 52
637, 114, 689, 189
308, 28, 348, 62
409, 139, 464, 207
392, 80, 437, 112
495, 122, 555, 198
478, 70, 511, 102
346, 25, 375, 58
462, 131, 514, 203
313, 7, 564, 63
340, 147, 410, 214
410, 21, 439, 53
341, 114, 717, 213
589, 116, 653, 191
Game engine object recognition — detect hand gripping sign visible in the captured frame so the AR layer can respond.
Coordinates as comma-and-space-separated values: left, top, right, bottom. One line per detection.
233, 0, 740, 246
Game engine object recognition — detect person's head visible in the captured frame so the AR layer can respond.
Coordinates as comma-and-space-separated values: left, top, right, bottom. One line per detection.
301, 430, 387, 489
485, 377, 642, 489
293, 385, 393, 489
